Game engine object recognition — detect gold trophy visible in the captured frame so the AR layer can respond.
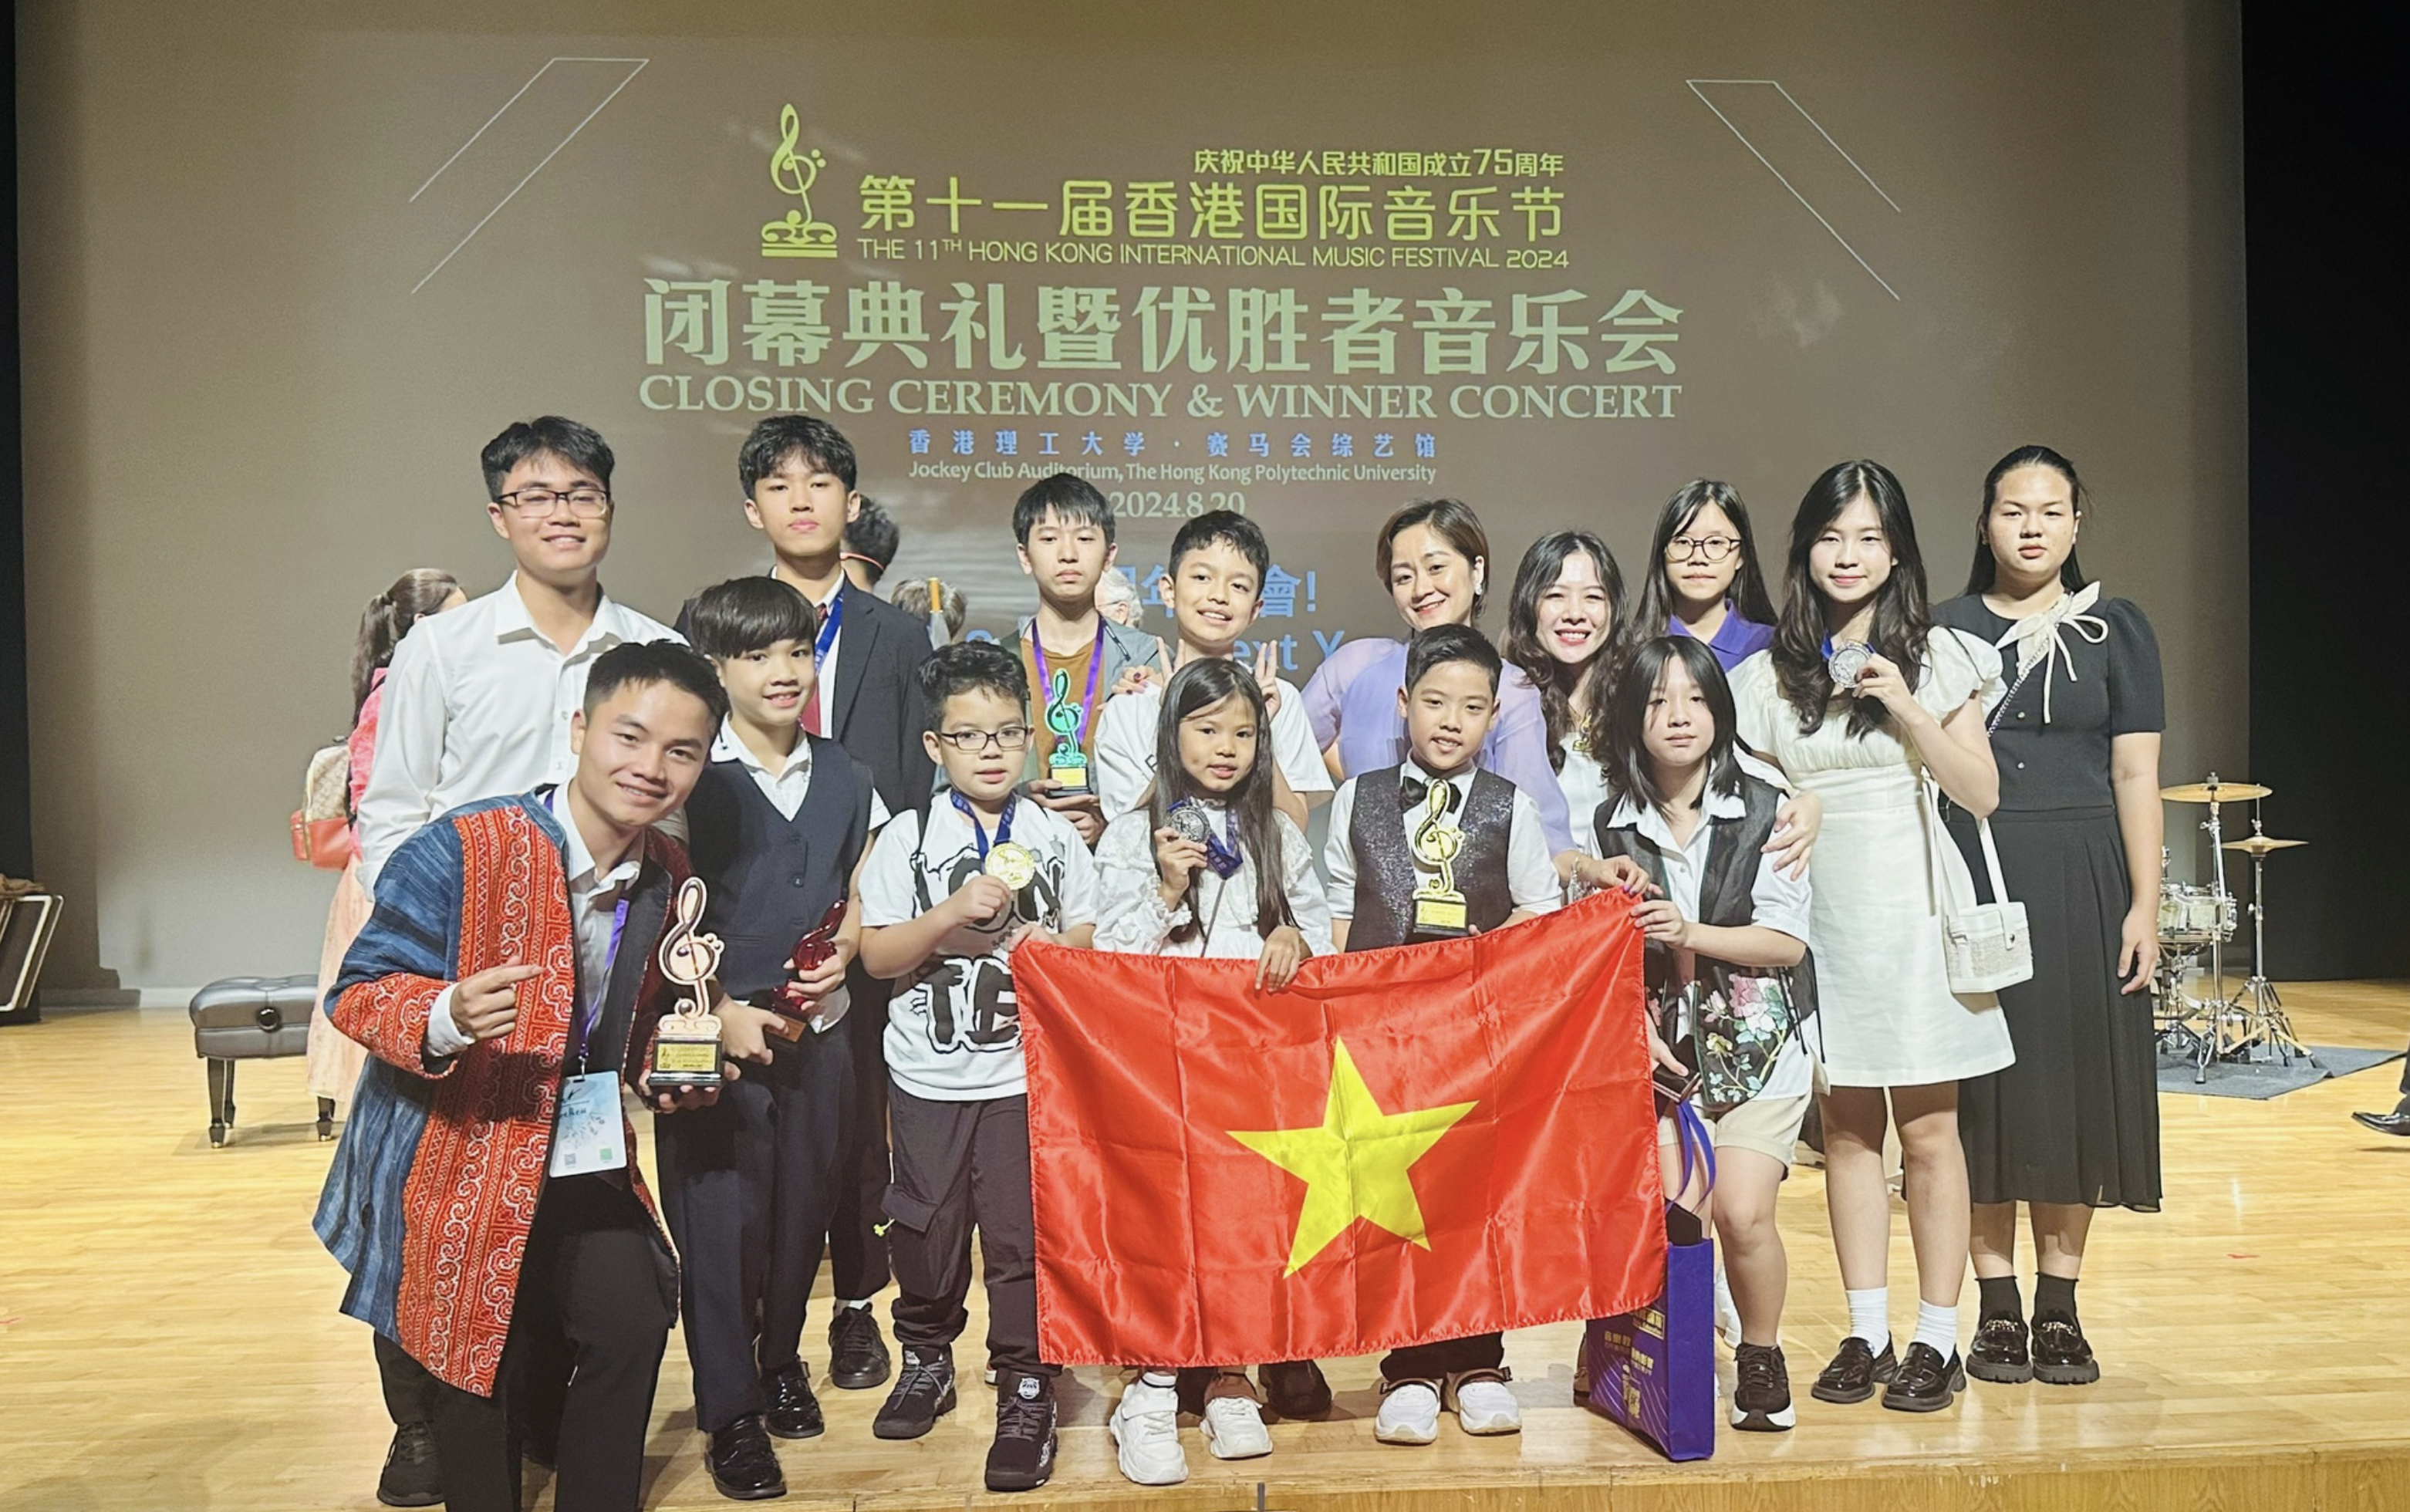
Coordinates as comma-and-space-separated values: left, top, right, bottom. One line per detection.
1409, 780, 1470, 940
649, 876, 727, 1089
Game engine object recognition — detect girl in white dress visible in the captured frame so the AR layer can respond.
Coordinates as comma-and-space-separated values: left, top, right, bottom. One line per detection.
1092, 657, 1335, 1487
1729, 460, 2012, 1415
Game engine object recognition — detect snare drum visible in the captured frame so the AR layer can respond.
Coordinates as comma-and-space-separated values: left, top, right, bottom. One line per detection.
2157, 882, 2236, 944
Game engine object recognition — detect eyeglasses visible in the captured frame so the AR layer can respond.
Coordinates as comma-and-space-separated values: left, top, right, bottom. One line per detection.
1666, 534, 1740, 563
494, 486, 612, 518
933, 725, 1033, 753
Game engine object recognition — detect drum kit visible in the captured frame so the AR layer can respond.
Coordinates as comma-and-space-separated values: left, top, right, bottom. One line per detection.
2154, 772, 2313, 1082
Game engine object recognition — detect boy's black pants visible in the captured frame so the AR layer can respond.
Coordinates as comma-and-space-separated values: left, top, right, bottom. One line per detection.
883, 1085, 1055, 1378
657, 1021, 856, 1432
828, 970, 895, 1301
1380, 1333, 1506, 1383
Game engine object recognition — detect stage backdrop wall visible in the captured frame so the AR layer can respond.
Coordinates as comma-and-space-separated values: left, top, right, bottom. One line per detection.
15, 0, 2246, 992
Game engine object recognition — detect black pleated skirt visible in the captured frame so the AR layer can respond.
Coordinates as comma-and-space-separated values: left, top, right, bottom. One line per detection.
1947, 806, 2162, 1211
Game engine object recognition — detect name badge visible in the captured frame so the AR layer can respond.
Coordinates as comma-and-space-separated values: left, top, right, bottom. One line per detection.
550, 1070, 628, 1177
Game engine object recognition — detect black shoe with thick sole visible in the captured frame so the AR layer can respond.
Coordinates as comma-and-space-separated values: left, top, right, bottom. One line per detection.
1810, 1337, 1898, 1405
1730, 1343, 1795, 1432
1260, 1359, 1333, 1419
375, 1421, 444, 1508
2030, 1316, 2102, 1385
873, 1346, 957, 1439
1881, 1342, 1966, 1412
762, 1362, 825, 1439
707, 1415, 788, 1501
1966, 1314, 2034, 1384
984, 1371, 1058, 1493
828, 1306, 893, 1390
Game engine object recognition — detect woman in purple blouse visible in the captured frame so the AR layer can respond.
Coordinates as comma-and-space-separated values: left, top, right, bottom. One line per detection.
1301, 498, 1584, 859
1628, 479, 1780, 671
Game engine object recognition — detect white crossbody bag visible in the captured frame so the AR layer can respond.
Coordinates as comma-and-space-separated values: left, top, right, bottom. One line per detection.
1921, 778, 2032, 994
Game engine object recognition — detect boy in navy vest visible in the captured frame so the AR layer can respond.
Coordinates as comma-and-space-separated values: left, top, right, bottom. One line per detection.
1319, 623, 1561, 1446
659, 577, 888, 1500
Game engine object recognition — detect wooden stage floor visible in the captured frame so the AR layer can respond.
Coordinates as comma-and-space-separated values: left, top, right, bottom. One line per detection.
3, 980, 2407, 1512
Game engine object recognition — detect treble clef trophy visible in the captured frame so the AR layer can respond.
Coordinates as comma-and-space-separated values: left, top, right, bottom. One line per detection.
650, 876, 727, 1089
760, 103, 838, 259
1408, 780, 1470, 940
1041, 670, 1091, 795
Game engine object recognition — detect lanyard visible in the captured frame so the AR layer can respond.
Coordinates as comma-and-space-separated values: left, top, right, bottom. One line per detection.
1201, 806, 1244, 878
948, 791, 1018, 860
805, 589, 844, 733
566, 894, 632, 1074
1031, 618, 1106, 758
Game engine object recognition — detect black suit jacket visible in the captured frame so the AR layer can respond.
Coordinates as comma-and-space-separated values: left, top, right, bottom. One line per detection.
677, 578, 935, 815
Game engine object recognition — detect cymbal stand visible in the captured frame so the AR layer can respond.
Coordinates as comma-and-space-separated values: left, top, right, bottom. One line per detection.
2226, 802, 2315, 1066
2184, 781, 2233, 1082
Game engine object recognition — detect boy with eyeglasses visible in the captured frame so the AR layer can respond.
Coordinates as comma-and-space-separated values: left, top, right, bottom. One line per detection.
855, 642, 1098, 1491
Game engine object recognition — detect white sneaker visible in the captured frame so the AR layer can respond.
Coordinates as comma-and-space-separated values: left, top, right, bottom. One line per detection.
1200, 1394, 1271, 1460
1445, 1372, 1521, 1435
1109, 1380, 1187, 1486
1374, 1380, 1441, 1445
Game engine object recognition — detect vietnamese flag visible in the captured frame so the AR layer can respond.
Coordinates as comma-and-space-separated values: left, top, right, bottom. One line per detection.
1014, 889, 1665, 1367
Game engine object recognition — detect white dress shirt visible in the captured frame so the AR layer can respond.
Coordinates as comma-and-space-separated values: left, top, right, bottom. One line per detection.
356, 575, 681, 893
1598, 786, 1818, 1098
1092, 804, 1336, 958
1091, 673, 1334, 821
425, 787, 643, 1058
1321, 758, 1561, 925
711, 720, 892, 828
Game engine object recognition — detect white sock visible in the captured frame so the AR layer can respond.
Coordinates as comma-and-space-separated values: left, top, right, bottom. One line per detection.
1139, 1369, 1177, 1388
1912, 1300, 1958, 1358
839, 1298, 873, 1311
1845, 1287, 1889, 1349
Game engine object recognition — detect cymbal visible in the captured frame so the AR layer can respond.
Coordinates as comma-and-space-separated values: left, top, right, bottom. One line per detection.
2223, 835, 2307, 855
2161, 779, 2272, 803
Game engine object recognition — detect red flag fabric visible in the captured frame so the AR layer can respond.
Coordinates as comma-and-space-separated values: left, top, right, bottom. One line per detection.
1014, 889, 1666, 1367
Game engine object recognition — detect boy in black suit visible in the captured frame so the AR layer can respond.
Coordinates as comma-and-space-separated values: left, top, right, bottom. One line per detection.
682, 415, 936, 1395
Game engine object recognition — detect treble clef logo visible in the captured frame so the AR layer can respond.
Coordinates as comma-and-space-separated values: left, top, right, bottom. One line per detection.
657, 876, 724, 1008
1044, 670, 1082, 744
761, 103, 836, 259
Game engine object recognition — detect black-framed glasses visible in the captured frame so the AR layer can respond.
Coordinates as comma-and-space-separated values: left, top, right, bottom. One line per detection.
933, 725, 1033, 753
1666, 534, 1740, 563
494, 485, 612, 518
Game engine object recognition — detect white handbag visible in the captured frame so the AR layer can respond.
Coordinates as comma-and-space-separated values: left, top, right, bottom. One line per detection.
1921, 776, 2033, 994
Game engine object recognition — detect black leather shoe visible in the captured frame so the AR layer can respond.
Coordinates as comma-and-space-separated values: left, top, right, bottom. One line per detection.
828, 1306, 893, 1390
1810, 1337, 1897, 1404
1966, 1314, 2033, 1384
2030, 1316, 2101, 1385
873, 1346, 957, 1439
984, 1371, 1058, 1493
1261, 1358, 1333, 1419
375, 1421, 444, 1507
707, 1415, 787, 1501
763, 1362, 824, 1439
1881, 1342, 1966, 1412
2351, 1107, 2410, 1136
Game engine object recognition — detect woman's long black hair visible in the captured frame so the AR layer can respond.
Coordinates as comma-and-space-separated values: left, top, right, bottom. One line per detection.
1601, 636, 1743, 817
1146, 657, 1293, 944
1627, 479, 1779, 636
1965, 444, 2090, 595
1771, 459, 1932, 737
1500, 530, 1624, 771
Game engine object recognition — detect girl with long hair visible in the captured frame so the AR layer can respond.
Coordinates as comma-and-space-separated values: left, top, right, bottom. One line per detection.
1628, 479, 1780, 670
1727, 461, 2013, 1415
1938, 445, 2164, 1388
1092, 657, 1335, 1485
1499, 530, 1625, 845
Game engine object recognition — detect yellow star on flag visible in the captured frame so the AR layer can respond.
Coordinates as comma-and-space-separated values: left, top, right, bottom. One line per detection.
1228, 1038, 1478, 1276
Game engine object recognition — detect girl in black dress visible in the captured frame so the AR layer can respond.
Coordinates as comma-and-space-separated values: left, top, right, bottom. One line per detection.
1937, 445, 2165, 1387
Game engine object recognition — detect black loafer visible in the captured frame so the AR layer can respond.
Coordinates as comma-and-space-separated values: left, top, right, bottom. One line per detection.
763, 1362, 824, 1439
707, 1415, 787, 1501
1881, 1342, 1966, 1412
828, 1307, 893, 1391
1810, 1337, 1897, 1404
2030, 1316, 2101, 1385
375, 1421, 444, 1507
1261, 1358, 1333, 1419
1966, 1314, 2033, 1384
2351, 1108, 2410, 1136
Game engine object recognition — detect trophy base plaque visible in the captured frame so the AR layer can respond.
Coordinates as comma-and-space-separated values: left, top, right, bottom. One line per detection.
650, 1027, 724, 1090
1410, 893, 1470, 940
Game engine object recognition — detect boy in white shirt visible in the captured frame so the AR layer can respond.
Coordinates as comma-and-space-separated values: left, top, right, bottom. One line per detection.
856, 643, 1099, 1493
1091, 511, 1332, 831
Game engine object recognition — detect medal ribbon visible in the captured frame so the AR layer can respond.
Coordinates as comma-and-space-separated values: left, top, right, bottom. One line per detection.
1031, 617, 1106, 762
949, 790, 1018, 860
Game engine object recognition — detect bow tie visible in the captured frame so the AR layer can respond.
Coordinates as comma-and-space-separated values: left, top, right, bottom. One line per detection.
1401, 774, 1461, 814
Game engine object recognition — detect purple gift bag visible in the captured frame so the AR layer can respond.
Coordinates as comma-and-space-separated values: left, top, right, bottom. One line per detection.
1585, 1102, 1716, 1461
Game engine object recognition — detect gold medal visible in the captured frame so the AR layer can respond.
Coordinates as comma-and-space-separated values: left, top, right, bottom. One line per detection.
984, 841, 1038, 891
